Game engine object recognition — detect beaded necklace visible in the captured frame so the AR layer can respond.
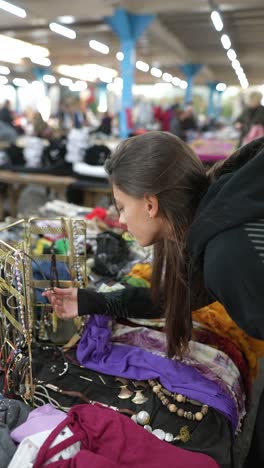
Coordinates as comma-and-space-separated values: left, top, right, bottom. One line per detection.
148, 379, 209, 422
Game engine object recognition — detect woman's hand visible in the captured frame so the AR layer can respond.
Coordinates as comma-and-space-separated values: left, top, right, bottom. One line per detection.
42, 287, 78, 319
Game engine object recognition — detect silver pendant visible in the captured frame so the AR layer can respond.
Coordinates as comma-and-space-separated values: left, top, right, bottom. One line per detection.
132, 389, 149, 404
118, 385, 134, 399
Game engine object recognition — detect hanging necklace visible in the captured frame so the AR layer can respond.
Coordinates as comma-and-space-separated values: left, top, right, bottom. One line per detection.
148, 379, 209, 422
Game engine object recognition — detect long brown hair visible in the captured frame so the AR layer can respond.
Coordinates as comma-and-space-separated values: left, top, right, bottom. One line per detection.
105, 131, 210, 357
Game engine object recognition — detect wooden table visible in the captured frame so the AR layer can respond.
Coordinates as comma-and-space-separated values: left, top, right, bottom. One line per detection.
0, 171, 77, 220
0, 170, 112, 219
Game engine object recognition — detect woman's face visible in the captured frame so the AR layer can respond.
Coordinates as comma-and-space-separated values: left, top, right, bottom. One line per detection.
113, 185, 164, 247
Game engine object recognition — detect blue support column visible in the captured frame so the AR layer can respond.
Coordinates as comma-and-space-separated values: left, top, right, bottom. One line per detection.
179, 63, 202, 104
215, 90, 224, 120
106, 8, 154, 138
32, 66, 49, 95
97, 81, 108, 112
207, 82, 218, 119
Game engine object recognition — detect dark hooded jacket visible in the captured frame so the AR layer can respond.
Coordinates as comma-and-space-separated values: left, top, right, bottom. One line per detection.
78, 137, 264, 339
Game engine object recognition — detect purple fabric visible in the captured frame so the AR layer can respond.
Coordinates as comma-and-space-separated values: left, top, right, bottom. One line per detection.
77, 315, 238, 431
11, 403, 66, 443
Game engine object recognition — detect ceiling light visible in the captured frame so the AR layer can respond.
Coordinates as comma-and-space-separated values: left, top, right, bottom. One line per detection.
56, 16, 75, 25
57, 64, 117, 83
31, 57, 51, 67
89, 40, 109, 54
162, 72, 172, 82
172, 76, 181, 86
0, 34, 49, 63
154, 83, 173, 91
216, 82, 226, 92
136, 60, 149, 72
13, 78, 28, 86
150, 67, 162, 78
0, 0, 26, 18
59, 77, 72, 86
235, 66, 244, 76
0, 65, 10, 75
231, 59, 240, 70
179, 80, 188, 89
221, 34, 231, 50
0, 75, 8, 85
240, 80, 248, 89
49, 22, 76, 40
211, 11, 223, 32
227, 49, 237, 61
116, 51, 124, 61
43, 74, 56, 84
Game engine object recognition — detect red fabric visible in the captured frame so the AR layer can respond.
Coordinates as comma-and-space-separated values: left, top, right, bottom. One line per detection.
193, 328, 251, 404
85, 207, 107, 220
33, 404, 219, 468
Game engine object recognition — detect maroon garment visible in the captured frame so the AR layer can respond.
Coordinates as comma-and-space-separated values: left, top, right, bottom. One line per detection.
193, 328, 251, 404
33, 404, 219, 468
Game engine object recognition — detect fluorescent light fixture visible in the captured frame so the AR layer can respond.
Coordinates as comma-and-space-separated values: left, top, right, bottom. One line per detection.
89, 40, 109, 54
172, 77, 181, 86
43, 74, 56, 84
114, 77, 123, 86
231, 59, 240, 70
31, 57, 51, 67
57, 64, 117, 83
0, 65, 10, 75
150, 67, 162, 78
49, 22, 76, 40
56, 16, 75, 25
116, 51, 124, 61
59, 77, 72, 86
136, 60, 149, 72
179, 80, 188, 89
0, 0, 26, 18
235, 66, 244, 76
221, 34, 231, 50
154, 83, 173, 91
227, 49, 237, 61
13, 78, 28, 86
0, 75, 8, 85
0, 35, 49, 64
240, 80, 248, 89
211, 11, 223, 31
216, 82, 227, 92
162, 72, 172, 82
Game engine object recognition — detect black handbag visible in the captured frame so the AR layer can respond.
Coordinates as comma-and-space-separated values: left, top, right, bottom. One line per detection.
93, 231, 129, 277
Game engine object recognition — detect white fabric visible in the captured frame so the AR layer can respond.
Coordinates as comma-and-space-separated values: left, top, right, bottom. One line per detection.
73, 161, 107, 178
8, 426, 80, 467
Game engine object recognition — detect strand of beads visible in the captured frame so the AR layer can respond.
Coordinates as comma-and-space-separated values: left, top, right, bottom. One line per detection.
72, 220, 83, 286
13, 250, 26, 337
131, 410, 191, 443
148, 379, 209, 422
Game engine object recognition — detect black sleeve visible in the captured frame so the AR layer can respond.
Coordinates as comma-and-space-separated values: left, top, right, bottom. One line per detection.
204, 227, 264, 340
78, 286, 163, 319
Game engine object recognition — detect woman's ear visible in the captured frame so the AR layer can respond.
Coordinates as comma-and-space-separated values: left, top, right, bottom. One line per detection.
144, 194, 159, 218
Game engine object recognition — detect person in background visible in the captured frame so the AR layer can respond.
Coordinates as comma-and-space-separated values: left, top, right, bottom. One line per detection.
0, 99, 14, 127
180, 102, 198, 141
90, 111, 112, 136
169, 104, 183, 139
235, 91, 264, 145
44, 132, 264, 467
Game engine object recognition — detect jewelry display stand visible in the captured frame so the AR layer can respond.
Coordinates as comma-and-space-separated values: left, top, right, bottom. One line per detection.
0, 217, 88, 402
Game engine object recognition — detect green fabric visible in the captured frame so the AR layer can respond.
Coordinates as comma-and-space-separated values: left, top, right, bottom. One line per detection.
121, 276, 150, 288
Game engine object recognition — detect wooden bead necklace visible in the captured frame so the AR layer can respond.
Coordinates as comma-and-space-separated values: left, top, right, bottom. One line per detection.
148, 379, 209, 422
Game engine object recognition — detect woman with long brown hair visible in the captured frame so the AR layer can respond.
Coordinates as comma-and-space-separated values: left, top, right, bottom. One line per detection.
44, 131, 264, 465
43, 131, 264, 350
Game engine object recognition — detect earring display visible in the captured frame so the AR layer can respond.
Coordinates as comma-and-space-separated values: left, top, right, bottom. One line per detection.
0, 217, 88, 403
